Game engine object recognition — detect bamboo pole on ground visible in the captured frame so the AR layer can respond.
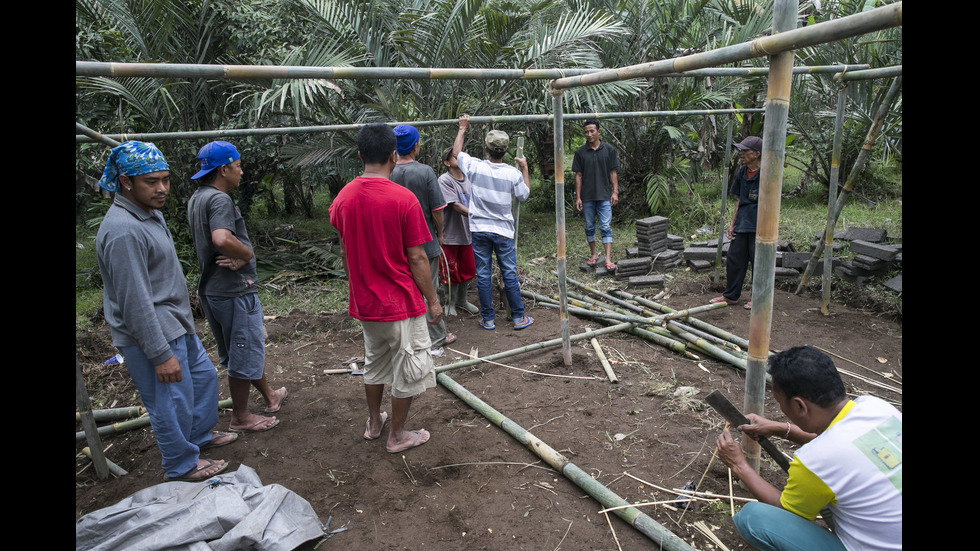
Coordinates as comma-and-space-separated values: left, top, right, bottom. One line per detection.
548, 4, 902, 90
590, 338, 618, 383
76, 406, 147, 423
77, 109, 767, 143
81, 447, 129, 477
436, 372, 696, 551
742, 0, 798, 474
551, 89, 572, 366
77, 358, 109, 480
821, 86, 848, 315
714, 114, 735, 284
75, 398, 234, 443
795, 76, 903, 292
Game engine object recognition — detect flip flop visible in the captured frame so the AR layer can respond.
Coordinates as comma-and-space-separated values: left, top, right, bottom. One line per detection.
605, 262, 616, 271
443, 332, 457, 345
479, 319, 496, 330
513, 316, 534, 330
364, 411, 389, 440
709, 296, 737, 305
586, 256, 599, 266
166, 458, 228, 482
229, 417, 280, 433
200, 431, 238, 450
263, 387, 289, 413
743, 301, 752, 310
386, 429, 430, 454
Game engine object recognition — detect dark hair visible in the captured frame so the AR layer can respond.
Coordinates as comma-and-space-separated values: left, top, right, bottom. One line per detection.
442, 146, 454, 163
767, 345, 846, 408
198, 167, 219, 185
583, 119, 600, 129
357, 123, 396, 165
485, 146, 506, 161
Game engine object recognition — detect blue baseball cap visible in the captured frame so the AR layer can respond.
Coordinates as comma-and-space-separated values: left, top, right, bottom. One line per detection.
191, 141, 241, 179
393, 125, 420, 155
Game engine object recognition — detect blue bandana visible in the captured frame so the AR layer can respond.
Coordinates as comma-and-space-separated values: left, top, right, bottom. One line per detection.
393, 125, 420, 155
97, 141, 170, 192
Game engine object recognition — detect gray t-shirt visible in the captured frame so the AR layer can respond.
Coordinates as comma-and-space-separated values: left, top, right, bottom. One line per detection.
187, 185, 259, 297
390, 161, 446, 259
437, 171, 472, 246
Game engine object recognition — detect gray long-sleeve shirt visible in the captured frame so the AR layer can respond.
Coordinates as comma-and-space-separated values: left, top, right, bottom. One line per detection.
96, 195, 196, 365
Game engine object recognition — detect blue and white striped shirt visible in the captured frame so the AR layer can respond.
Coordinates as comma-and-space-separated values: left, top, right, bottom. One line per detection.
456, 151, 530, 239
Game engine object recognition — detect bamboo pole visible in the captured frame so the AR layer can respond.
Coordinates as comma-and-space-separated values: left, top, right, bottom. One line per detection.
742, 0, 798, 474
513, 136, 525, 249
81, 447, 129, 477
836, 65, 902, 82
75, 406, 147, 423
610, 289, 752, 351
821, 86, 848, 315
436, 372, 696, 550
435, 322, 634, 374
76, 109, 767, 144
714, 114, 735, 284
795, 76, 903, 292
76, 61, 868, 81
75, 398, 234, 443
76, 122, 120, 147
590, 338, 618, 383
552, 90, 572, 366
549, 4, 902, 90
76, 357, 109, 480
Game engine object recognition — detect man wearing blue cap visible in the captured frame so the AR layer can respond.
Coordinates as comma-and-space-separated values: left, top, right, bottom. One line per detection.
97, 141, 235, 482
188, 141, 286, 435
711, 136, 763, 310
389, 125, 455, 354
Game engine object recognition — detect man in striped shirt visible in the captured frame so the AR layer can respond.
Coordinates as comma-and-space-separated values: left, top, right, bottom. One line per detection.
451, 115, 534, 331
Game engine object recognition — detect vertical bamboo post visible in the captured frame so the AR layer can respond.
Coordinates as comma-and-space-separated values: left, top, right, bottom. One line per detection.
796, 76, 902, 292
76, 357, 110, 479
820, 87, 848, 314
744, 0, 798, 473
513, 136, 525, 249
714, 114, 735, 284
551, 88, 572, 366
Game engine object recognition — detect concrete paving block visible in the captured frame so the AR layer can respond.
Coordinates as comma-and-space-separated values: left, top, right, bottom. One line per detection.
686, 259, 713, 272
848, 240, 899, 262
844, 227, 887, 243
627, 274, 665, 289
883, 273, 902, 293
683, 246, 721, 261
774, 266, 801, 280
782, 252, 813, 269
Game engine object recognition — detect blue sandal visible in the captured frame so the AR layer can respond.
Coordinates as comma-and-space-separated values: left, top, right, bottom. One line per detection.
479, 319, 496, 330
513, 316, 534, 330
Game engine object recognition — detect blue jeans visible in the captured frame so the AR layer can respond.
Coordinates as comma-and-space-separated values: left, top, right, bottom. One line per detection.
119, 334, 219, 478
733, 502, 845, 551
471, 231, 525, 323
583, 200, 613, 244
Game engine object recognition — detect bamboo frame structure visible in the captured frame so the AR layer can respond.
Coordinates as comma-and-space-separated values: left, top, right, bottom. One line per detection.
822, 87, 848, 314
714, 114, 735, 284
551, 91, 572, 366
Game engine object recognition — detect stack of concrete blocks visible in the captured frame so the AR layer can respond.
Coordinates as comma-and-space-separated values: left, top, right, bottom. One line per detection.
684, 238, 805, 280
634, 216, 683, 271
831, 228, 902, 291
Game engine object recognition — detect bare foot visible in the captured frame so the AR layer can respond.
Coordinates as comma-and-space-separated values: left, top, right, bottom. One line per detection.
229, 414, 279, 433
364, 411, 389, 440
263, 387, 288, 413
386, 429, 430, 453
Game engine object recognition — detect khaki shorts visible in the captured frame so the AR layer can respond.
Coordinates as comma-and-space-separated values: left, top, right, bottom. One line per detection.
361, 316, 436, 399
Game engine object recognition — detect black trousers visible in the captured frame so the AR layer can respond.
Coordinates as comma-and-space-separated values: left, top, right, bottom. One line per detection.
723, 232, 755, 301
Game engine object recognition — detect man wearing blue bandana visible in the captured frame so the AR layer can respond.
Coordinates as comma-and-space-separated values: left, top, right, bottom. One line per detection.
389, 125, 455, 354
96, 141, 236, 482
188, 141, 285, 435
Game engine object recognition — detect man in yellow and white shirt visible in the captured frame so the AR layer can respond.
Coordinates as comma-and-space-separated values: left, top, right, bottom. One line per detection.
716, 345, 902, 551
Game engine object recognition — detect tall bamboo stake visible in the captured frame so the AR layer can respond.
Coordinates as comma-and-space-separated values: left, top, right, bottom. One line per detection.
714, 114, 734, 284
821, 86, 848, 314
549, 4, 902, 90
436, 371, 696, 551
513, 136, 525, 249
741, 0, 798, 474
552, 89, 572, 366
77, 357, 109, 480
795, 76, 903, 292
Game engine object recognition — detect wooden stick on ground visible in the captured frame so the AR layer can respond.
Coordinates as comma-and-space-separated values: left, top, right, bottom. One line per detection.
590, 338, 618, 383
679, 433, 723, 524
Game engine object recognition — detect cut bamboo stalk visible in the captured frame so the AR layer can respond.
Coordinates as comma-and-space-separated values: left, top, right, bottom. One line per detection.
437, 372, 696, 550
821, 86, 847, 315
77, 357, 109, 480
76, 406, 147, 423
75, 398, 234, 443
590, 338, 618, 383
552, 91, 572, 366
715, 113, 734, 284
82, 446, 128, 477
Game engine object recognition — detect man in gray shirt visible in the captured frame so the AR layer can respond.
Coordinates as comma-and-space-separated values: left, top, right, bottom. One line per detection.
188, 141, 286, 435
96, 141, 235, 482
390, 125, 455, 352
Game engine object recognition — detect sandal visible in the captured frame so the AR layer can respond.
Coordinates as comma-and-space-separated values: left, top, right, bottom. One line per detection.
479, 318, 496, 330
200, 431, 238, 450
166, 458, 228, 482
709, 296, 737, 305
513, 316, 535, 330
444, 332, 457, 345
604, 262, 616, 271
587, 255, 599, 266
744, 301, 752, 310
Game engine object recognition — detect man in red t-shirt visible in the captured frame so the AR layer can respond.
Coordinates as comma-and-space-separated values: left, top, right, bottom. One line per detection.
329, 123, 443, 454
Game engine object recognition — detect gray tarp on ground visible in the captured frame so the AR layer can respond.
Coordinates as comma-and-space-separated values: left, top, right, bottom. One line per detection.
76, 465, 324, 551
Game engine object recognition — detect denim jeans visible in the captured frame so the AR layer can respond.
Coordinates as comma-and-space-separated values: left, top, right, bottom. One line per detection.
583, 200, 613, 244
471, 231, 525, 323
732, 502, 845, 551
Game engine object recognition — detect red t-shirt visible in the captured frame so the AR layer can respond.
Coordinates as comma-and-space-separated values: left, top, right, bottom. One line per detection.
329, 176, 431, 322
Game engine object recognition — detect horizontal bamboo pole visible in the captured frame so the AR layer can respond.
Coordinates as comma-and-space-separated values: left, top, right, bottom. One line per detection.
75, 398, 234, 443
436, 372, 696, 550
76, 109, 765, 143
836, 65, 902, 82
75, 406, 147, 423
550, 3, 902, 90
434, 322, 634, 374
610, 289, 752, 351
75, 61, 868, 81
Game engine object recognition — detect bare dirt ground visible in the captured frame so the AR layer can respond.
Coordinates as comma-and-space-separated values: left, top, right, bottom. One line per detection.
75, 274, 902, 550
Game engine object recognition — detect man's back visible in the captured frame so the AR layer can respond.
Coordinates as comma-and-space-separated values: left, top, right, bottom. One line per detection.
389, 161, 444, 258
456, 152, 529, 239
187, 185, 258, 297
